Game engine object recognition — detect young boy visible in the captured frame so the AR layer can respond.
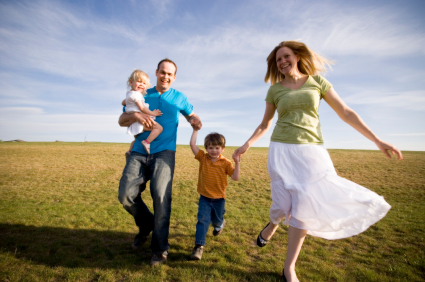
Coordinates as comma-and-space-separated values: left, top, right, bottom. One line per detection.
189, 129, 240, 260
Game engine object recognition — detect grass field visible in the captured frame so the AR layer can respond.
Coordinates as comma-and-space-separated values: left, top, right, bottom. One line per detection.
0, 142, 424, 282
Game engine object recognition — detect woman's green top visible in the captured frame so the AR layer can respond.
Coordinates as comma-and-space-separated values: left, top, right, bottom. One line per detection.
265, 75, 333, 145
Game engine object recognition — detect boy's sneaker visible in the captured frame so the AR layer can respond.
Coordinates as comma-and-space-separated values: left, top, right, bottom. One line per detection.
131, 233, 148, 250
150, 253, 167, 266
213, 220, 226, 236
189, 245, 203, 260
141, 140, 150, 154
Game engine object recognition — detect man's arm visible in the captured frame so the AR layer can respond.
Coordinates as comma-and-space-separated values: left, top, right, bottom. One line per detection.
185, 112, 202, 130
118, 112, 155, 128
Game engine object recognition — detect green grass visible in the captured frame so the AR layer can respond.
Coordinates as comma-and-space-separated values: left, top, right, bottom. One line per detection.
0, 142, 424, 281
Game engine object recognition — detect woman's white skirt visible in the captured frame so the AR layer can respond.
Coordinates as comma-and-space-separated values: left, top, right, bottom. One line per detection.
267, 142, 391, 240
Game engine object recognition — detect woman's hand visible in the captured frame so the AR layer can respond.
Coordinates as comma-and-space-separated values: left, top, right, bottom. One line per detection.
232, 143, 249, 162
375, 139, 403, 160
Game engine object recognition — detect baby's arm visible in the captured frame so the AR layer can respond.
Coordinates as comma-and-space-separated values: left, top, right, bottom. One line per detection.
135, 101, 162, 117
190, 129, 200, 156
230, 155, 240, 181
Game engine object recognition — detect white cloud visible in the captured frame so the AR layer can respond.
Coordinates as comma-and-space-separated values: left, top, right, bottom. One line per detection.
268, 3, 425, 58
344, 90, 425, 111
387, 133, 425, 136
1, 107, 45, 115
0, 109, 125, 142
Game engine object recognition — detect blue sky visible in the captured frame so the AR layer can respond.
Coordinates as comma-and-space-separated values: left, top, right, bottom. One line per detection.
0, 0, 424, 151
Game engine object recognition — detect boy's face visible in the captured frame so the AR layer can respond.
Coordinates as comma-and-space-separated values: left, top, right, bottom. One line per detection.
206, 145, 224, 160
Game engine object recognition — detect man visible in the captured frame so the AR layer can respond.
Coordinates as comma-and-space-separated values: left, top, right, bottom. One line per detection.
118, 58, 202, 266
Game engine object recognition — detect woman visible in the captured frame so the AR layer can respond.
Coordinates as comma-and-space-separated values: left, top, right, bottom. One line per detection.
232, 41, 402, 282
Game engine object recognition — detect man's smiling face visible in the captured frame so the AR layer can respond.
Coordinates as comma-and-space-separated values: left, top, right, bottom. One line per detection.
155, 61, 176, 93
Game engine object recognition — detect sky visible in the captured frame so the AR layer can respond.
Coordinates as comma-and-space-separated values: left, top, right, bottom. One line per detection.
0, 0, 424, 151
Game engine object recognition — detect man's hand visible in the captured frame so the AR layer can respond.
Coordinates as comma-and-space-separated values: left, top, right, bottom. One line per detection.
187, 114, 202, 130
118, 112, 155, 128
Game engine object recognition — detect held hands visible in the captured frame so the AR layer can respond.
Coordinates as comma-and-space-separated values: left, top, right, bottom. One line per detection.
189, 115, 202, 130
375, 139, 403, 160
232, 143, 249, 163
152, 109, 163, 117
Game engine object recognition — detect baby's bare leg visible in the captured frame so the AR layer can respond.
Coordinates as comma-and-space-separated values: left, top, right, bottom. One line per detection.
143, 123, 163, 143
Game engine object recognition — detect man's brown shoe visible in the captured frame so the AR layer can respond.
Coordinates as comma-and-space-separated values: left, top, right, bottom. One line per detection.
131, 233, 148, 250
189, 245, 203, 260
150, 253, 167, 266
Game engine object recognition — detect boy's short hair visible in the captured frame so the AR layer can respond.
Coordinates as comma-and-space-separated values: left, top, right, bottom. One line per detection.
127, 69, 151, 89
204, 132, 226, 148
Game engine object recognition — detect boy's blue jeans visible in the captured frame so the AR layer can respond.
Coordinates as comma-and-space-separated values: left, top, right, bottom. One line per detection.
195, 195, 226, 246
118, 150, 175, 256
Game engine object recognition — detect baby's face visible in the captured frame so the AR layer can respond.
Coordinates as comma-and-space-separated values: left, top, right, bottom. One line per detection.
131, 79, 147, 93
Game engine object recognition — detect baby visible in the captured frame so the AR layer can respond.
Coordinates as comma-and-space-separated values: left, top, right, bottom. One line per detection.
122, 69, 162, 156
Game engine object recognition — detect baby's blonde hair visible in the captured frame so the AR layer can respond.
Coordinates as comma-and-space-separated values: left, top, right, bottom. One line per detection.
127, 69, 151, 93
265, 40, 333, 85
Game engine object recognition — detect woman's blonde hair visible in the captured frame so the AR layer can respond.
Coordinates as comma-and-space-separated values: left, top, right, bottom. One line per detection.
264, 41, 333, 85
127, 69, 151, 93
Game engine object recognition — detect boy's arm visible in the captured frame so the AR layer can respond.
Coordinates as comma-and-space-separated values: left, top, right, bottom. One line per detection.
190, 129, 200, 156
122, 99, 126, 106
135, 101, 162, 117
230, 156, 240, 181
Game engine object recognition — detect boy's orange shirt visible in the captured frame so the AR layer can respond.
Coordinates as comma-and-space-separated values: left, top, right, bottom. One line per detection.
195, 150, 235, 199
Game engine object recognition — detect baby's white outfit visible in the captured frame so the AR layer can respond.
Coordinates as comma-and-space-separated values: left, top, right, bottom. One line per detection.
125, 90, 154, 136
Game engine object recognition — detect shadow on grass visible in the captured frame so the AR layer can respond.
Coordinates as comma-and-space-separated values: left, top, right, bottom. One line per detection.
0, 223, 283, 281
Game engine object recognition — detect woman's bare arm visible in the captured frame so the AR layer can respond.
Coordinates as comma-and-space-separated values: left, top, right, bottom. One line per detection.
232, 102, 276, 161
323, 87, 402, 160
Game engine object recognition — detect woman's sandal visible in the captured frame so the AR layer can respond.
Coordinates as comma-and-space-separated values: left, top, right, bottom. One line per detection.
256, 222, 271, 247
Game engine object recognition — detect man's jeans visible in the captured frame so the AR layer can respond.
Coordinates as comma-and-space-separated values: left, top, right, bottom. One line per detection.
195, 195, 225, 246
118, 150, 175, 255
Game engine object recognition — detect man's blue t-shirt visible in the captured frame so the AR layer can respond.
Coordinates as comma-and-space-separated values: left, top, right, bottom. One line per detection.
132, 87, 193, 154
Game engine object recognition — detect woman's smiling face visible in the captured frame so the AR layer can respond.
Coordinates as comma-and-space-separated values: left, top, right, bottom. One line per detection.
276, 46, 299, 75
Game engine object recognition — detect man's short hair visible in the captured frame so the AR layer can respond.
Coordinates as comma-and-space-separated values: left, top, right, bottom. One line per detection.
157, 58, 177, 75
204, 132, 226, 148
